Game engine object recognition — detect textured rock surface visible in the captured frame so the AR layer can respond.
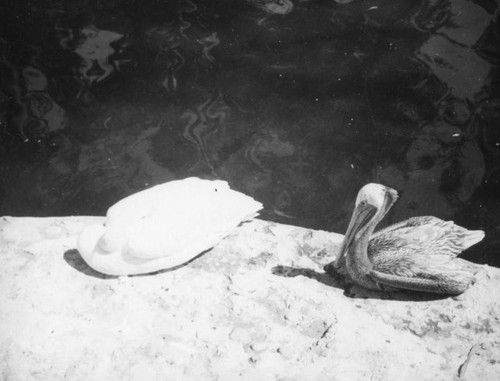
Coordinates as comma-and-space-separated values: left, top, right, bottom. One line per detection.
0, 216, 499, 381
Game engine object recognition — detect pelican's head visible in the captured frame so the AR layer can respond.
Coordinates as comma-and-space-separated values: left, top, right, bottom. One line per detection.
355, 183, 399, 215
333, 183, 398, 266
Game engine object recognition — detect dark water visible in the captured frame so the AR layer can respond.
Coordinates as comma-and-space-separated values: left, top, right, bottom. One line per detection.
1, 0, 499, 265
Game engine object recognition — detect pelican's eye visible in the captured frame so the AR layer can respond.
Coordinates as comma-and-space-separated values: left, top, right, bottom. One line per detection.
360, 200, 367, 206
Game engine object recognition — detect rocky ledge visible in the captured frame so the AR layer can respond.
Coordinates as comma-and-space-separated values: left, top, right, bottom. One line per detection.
0, 216, 499, 380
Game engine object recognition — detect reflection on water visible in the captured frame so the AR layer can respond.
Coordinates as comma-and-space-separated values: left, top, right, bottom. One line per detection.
1, 0, 499, 265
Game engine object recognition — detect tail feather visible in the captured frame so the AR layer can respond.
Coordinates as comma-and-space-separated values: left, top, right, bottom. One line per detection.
457, 229, 485, 251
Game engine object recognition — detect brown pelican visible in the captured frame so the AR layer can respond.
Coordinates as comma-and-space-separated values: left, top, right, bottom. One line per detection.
324, 183, 484, 295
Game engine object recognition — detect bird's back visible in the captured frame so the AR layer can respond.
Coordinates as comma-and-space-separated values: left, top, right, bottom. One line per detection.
121, 178, 262, 259
368, 216, 484, 278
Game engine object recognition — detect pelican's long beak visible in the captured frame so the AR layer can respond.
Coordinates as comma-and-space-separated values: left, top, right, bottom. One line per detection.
333, 202, 377, 267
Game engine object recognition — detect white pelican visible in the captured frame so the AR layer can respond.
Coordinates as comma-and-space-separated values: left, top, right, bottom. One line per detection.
78, 177, 262, 275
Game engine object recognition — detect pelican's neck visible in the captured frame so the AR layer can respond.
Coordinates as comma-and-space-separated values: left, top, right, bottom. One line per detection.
349, 215, 380, 273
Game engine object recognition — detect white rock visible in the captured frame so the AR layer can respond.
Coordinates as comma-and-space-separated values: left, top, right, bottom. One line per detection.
0, 216, 499, 380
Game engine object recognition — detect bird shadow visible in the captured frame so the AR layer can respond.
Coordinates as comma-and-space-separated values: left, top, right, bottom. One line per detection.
63, 248, 211, 279
271, 265, 451, 302
64, 249, 118, 279
272, 265, 345, 290
128, 249, 211, 277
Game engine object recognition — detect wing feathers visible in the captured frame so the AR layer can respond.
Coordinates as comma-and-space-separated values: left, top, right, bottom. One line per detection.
370, 217, 484, 259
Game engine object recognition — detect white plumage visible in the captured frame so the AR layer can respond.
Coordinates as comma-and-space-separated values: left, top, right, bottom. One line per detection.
77, 177, 263, 275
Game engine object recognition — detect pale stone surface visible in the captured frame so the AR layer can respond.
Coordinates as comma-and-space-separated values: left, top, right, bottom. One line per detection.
0, 216, 499, 381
